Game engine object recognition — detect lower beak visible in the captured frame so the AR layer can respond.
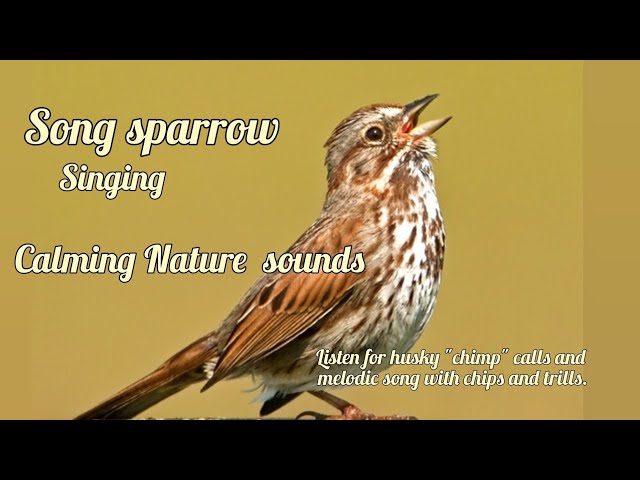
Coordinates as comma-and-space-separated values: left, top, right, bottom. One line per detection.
402, 94, 452, 138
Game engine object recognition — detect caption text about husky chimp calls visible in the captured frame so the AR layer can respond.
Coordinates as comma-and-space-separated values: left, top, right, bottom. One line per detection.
315, 347, 588, 391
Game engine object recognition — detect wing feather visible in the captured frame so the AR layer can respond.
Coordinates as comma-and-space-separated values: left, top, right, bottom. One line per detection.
205, 271, 358, 386
202, 215, 365, 389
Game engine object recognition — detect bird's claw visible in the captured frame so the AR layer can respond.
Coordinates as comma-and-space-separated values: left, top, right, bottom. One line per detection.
296, 404, 418, 420
295, 410, 329, 420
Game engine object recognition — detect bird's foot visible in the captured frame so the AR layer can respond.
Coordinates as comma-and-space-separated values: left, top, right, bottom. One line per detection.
299, 390, 417, 420
296, 404, 417, 420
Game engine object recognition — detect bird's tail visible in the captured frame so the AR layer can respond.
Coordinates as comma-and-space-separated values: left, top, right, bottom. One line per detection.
75, 334, 218, 420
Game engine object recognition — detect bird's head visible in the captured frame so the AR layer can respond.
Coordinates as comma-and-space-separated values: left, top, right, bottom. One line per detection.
323, 94, 451, 200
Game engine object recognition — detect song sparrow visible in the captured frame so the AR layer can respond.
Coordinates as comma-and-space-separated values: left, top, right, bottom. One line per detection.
76, 94, 451, 420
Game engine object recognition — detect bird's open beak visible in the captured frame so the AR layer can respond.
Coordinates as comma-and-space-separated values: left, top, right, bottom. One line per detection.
402, 94, 452, 139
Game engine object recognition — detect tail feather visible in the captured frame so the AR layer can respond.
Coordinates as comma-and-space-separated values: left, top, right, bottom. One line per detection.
76, 334, 218, 420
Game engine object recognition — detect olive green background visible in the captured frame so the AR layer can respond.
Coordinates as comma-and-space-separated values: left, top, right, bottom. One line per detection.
0, 60, 627, 419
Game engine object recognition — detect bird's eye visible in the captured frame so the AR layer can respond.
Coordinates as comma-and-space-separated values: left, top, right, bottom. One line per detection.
364, 126, 384, 142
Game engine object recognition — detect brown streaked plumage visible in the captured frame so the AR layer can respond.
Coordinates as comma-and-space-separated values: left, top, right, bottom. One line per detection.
76, 94, 451, 420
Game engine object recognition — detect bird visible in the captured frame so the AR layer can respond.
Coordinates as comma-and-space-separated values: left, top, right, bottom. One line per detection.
76, 94, 451, 420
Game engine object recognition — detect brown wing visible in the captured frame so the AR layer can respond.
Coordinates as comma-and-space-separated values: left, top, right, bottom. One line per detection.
202, 215, 364, 390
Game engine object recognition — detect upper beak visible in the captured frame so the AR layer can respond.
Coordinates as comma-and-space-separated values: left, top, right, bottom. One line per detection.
402, 94, 452, 138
